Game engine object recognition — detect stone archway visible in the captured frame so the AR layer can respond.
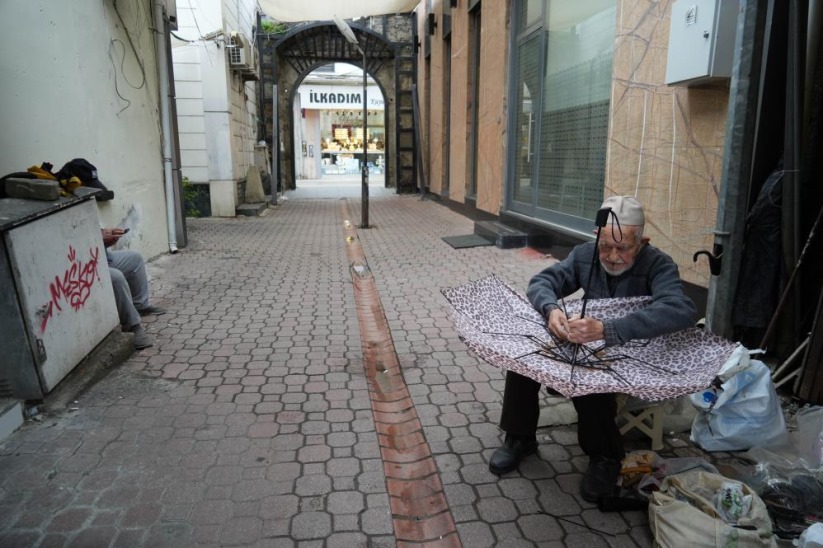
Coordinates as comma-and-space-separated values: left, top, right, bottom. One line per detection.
259, 16, 417, 193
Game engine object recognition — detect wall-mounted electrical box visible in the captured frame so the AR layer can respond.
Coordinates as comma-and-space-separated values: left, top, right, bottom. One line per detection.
665, 0, 740, 86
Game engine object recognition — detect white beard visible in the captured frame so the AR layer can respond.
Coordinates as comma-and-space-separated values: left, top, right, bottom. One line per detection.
602, 263, 631, 276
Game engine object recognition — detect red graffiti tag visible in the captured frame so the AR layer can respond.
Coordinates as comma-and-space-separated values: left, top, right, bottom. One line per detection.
40, 245, 102, 333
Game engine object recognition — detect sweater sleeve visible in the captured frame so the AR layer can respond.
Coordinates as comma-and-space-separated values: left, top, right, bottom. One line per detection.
605, 252, 697, 344
526, 247, 583, 318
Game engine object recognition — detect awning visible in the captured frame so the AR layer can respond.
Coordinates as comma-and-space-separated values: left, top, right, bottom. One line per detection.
258, 0, 419, 22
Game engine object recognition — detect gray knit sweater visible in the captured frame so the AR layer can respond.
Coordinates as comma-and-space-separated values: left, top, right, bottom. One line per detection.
526, 242, 697, 346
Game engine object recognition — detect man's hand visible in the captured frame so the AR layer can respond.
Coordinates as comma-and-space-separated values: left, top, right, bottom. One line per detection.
547, 308, 604, 344
547, 308, 570, 340
101, 227, 126, 248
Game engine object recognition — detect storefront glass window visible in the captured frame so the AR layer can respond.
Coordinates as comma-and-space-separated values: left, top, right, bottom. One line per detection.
508, 0, 616, 232
518, 0, 543, 30
538, 2, 615, 218
512, 39, 540, 205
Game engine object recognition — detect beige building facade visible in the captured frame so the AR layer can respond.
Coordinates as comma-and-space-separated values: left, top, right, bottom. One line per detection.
417, 0, 731, 289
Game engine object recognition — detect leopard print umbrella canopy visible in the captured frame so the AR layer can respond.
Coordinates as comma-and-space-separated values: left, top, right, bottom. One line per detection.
442, 275, 740, 401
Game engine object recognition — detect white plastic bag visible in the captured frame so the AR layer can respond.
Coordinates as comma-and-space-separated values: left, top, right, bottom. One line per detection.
796, 406, 823, 469
797, 523, 823, 547
690, 347, 788, 451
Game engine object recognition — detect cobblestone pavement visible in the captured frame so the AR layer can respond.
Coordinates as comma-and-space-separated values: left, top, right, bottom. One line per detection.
0, 190, 713, 546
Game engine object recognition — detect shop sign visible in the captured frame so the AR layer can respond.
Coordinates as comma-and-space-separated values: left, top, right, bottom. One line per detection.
298, 85, 384, 110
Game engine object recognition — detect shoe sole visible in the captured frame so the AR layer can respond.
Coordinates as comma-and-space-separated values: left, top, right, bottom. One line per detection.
488, 445, 538, 475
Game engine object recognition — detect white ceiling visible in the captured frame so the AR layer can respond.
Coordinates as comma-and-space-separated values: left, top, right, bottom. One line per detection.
258, 0, 420, 22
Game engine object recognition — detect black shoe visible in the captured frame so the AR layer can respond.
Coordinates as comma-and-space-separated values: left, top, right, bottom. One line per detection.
138, 305, 166, 316
580, 456, 621, 503
489, 434, 538, 475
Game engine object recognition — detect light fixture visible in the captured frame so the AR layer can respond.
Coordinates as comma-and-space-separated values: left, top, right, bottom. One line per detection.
333, 14, 360, 50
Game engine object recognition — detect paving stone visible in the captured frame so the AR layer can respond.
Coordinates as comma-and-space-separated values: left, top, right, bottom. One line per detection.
67, 526, 118, 547
290, 511, 332, 540
360, 507, 394, 535
327, 490, 365, 514
333, 513, 361, 532
220, 516, 262, 545
476, 496, 518, 523
455, 521, 495, 547
517, 513, 564, 542
295, 474, 332, 496
46, 507, 92, 533
326, 532, 369, 547
113, 528, 147, 547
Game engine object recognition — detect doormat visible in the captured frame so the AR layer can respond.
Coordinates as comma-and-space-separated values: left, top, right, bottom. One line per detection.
441, 234, 494, 249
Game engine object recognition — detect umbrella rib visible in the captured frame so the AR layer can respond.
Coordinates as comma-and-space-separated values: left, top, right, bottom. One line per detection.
605, 352, 679, 375
444, 277, 737, 400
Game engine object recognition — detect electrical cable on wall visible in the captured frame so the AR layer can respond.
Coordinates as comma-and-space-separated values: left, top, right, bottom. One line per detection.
108, 39, 133, 114
113, 0, 148, 89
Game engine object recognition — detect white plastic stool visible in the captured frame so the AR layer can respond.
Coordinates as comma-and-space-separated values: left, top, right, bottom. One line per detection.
617, 396, 666, 451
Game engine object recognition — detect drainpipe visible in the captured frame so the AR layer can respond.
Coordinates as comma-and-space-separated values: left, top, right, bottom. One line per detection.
153, 0, 179, 254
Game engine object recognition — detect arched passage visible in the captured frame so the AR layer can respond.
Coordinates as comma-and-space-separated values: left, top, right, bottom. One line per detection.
291, 63, 388, 181
259, 16, 417, 193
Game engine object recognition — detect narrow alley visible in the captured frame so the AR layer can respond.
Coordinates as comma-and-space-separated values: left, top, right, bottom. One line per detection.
0, 191, 694, 546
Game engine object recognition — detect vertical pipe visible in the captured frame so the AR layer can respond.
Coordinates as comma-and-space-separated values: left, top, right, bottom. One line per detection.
272, 84, 279, 202
362, 45, 369, 228
152, 0, 179, 253
782, 0, 806, 348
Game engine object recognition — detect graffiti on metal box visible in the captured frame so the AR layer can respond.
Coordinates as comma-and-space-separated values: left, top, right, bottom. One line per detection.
39, 246, 102, 333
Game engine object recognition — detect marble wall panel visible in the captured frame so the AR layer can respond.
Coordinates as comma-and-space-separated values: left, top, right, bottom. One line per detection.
428, 0, 445, 195
475, 1, 509, 214
418, 0, 509, 211
449, 7, 469, 204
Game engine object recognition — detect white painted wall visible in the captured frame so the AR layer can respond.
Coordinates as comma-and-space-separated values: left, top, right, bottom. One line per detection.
171, 0, 259, 216
0, 0, 170, 259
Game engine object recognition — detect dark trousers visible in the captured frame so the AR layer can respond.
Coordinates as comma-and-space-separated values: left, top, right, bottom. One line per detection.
498, 370, 625, 461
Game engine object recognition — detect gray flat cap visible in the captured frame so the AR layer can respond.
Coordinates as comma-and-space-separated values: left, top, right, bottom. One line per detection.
601, 195, 645, 225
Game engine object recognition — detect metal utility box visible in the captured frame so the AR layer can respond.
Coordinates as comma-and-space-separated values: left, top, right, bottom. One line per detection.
665, 0, 740, 86
0, 196, 118, 400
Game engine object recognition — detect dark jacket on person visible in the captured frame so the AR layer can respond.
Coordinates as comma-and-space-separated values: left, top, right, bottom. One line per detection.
526, 242, 697, 346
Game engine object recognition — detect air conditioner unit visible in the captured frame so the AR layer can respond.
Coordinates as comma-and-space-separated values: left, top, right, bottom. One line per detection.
228, 32, 250, 69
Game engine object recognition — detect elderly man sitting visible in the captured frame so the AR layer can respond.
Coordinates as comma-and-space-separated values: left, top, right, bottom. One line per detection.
488, 196, 697, 503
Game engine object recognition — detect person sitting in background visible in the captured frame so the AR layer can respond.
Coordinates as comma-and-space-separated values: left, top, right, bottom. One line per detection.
102, 228, 165, 349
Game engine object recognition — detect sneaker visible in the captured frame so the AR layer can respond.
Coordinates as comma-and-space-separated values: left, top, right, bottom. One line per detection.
580, 456, 621, 503
132, 327, 154, 349
138, 305, 166, 316
488, 434, 538, 475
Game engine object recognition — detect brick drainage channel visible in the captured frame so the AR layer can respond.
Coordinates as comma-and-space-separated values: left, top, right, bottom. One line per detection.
340, 202, 461, 547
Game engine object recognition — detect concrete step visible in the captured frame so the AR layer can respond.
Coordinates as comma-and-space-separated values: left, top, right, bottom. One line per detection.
0, 398, 24, 443
236, 202, 268, 217
474, 221, 528, 249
